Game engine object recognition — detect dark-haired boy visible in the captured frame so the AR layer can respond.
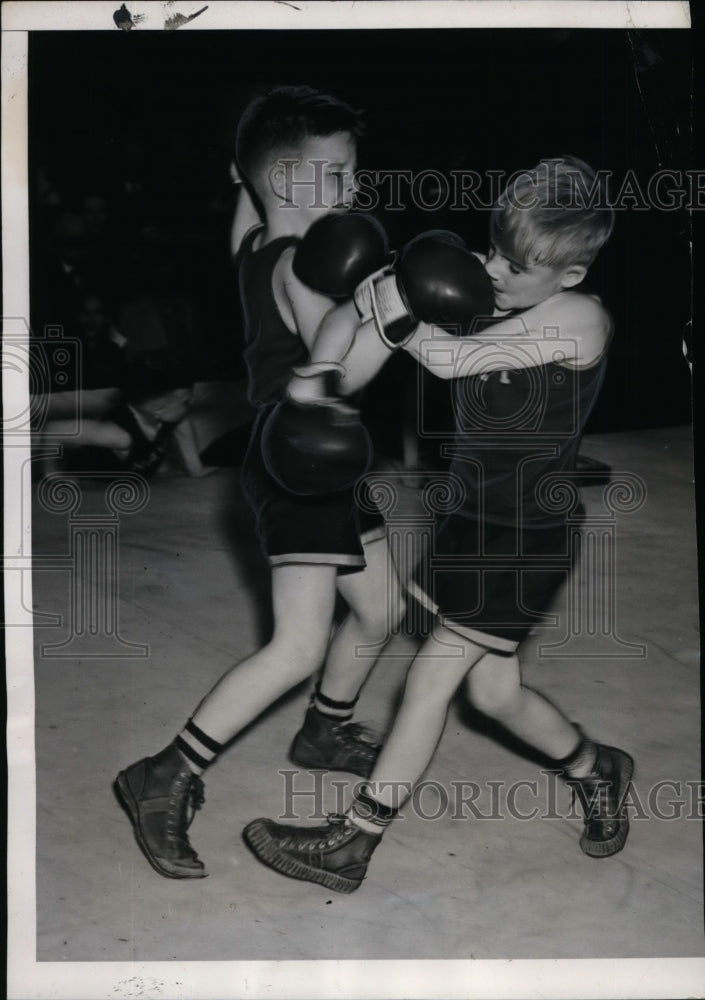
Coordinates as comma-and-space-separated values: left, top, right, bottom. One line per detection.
115, 86, 404, 879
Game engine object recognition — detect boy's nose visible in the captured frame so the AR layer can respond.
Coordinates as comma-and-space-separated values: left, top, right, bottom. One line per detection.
484, 259, 501, 282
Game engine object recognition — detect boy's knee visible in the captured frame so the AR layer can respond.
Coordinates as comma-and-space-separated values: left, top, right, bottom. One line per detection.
269, 632, 330, 681
375, 590, 406, 634
405, 656, 459, 702
355, 590, 406, 639
466, 652, 521, 716
391, 591, 407, 629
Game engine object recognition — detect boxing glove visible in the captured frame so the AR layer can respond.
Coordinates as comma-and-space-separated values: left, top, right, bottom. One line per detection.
292, 212, 390, 300
355, 230, 495, 349
262, 389, 373, 496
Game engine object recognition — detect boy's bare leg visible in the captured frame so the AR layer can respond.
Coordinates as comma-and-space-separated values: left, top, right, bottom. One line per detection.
364, 627, 487, 806
189, 562, 339, 740
365, 635, 611, 808
322, 535, 402, 701
242, 626, 482, 891
290, 535, 405, 776
115, 562, 339, 878
464, 651, 582, 763
244, 626, 634, 888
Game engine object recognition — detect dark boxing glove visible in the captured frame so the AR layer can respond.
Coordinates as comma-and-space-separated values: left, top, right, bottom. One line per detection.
355, 230, 495, 349
262, 380, 373, 496
292, 212, 390, 300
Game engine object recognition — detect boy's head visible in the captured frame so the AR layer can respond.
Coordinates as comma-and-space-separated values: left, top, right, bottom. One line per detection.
235, 85, 363, 220
486, 156, 614, 311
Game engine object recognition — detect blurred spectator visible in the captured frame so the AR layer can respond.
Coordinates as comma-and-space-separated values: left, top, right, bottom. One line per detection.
37, 349, 216, 479
71, 289, 127, 389
116, 290, 205, 369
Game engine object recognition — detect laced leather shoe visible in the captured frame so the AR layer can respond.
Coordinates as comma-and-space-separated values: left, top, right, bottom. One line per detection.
115, 744, 207, 878
569, 743, 634, 858
243, 813, 381, 893
290, 706, 381, 778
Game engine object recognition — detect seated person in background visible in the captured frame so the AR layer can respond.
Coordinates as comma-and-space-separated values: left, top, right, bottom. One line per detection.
72, 288, 128, 390
37, 349, 214, 479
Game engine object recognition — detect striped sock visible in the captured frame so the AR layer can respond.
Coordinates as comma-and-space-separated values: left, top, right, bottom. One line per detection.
313, 684, 358, 722
555, 736, 598, 780
175, 718, 224, 775
347, 784, 397, 836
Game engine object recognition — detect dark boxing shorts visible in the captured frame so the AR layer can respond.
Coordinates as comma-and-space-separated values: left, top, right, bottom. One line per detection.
241, 406, 386, 574
407, 511, 574, 651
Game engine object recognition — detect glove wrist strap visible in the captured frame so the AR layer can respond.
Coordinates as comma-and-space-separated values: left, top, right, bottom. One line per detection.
291, 361, 347, 378
368, 274, 418, 349
287, 363, 346, 404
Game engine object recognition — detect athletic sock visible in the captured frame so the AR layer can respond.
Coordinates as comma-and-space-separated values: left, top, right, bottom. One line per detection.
175, 718, 224, 775
347, 783, 397, 836
555, 735, 598, 780
312, 683, 358, 722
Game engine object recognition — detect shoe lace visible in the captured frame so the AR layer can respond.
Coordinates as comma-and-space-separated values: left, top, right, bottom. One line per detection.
332, 722, 381, 750
279, 813, 352, 851
166, 772, 206, 856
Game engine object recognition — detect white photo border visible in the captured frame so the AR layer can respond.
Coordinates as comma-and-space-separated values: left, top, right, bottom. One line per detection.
2, 3, 700, 999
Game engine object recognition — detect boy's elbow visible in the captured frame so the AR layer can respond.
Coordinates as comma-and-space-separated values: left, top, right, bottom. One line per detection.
574, 292, 609, 327
586, 298, 613, 344
412, 352, 454, 380
424, 366, 453, 381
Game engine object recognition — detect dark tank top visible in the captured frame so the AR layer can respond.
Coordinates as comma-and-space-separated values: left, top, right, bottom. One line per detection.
448, 313, 607, 527
238, 226, 309, 408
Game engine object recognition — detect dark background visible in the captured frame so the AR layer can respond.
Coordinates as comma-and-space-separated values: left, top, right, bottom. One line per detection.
28, 27, 694, 438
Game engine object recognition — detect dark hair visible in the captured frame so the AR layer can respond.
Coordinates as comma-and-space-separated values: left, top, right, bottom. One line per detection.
235, 85, 364, 186
121, 349, 194, 405
490, 156, 615, 269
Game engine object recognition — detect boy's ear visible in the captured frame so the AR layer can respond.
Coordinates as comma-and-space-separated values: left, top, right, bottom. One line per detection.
560, 265, 587, 290
268, 162, 291, 202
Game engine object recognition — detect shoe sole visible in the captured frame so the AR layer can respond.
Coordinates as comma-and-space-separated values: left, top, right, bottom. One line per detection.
243, 819, 362, 894
114, 773, 208, 880
579, 749, 634, 859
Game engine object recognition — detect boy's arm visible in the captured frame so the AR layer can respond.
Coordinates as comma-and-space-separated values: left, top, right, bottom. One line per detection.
403, 292, 612, 379
230, 183, 262, 258
273, 214, 395, 402
282, 292, 393, 402
305, 299, 392, 395
336, 313, 396, 395
275, 247, 340, 353
275, 250, 391, 403
272, 249, 351, 404
39, 419, 132, 451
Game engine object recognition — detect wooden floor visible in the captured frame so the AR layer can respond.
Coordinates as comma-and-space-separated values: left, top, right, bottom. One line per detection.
7, 423, 704, 998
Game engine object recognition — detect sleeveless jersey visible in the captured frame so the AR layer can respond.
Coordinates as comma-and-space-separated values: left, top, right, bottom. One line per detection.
238, 226, 308, 408
448, 321, 607, 527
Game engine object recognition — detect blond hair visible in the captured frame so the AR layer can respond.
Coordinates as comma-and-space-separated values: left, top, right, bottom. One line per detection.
490, 156, 615, 269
